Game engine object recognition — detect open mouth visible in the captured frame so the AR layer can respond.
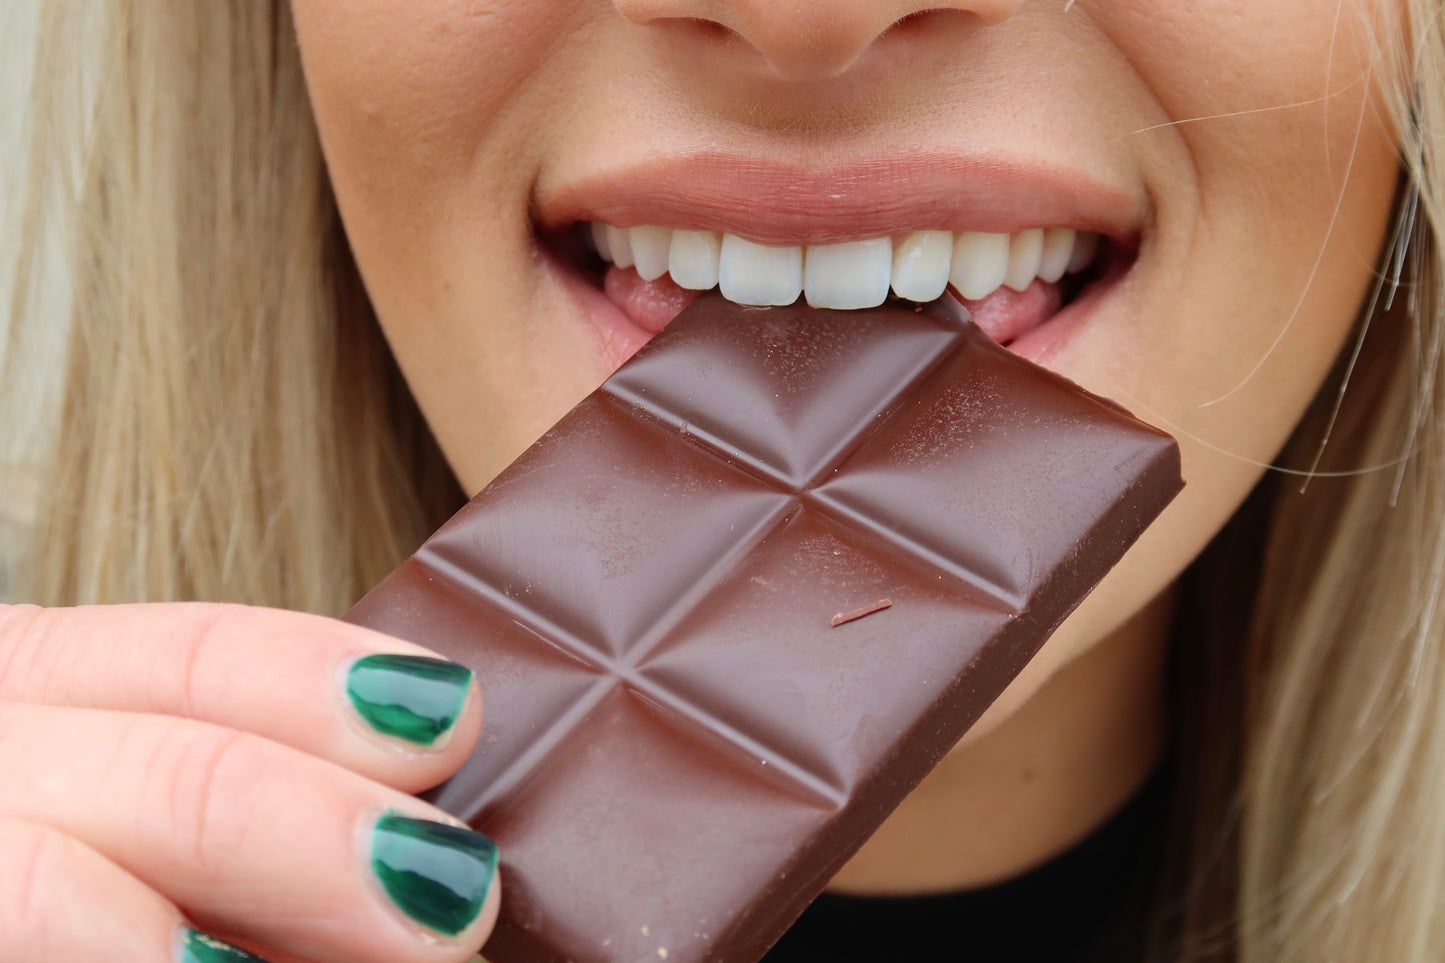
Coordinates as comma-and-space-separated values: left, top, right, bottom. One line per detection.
540, 221, 1135, 365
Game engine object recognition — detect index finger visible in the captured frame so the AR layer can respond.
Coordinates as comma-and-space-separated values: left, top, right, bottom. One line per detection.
0, 603, 483, 793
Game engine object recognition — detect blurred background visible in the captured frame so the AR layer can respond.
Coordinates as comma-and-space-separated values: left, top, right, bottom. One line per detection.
2, 0, 65, 599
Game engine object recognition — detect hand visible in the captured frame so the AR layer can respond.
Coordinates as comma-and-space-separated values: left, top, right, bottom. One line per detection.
0, 602, 500, 963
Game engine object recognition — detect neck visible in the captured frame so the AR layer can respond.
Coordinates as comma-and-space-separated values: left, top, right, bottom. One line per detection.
828, 588, 1175, 894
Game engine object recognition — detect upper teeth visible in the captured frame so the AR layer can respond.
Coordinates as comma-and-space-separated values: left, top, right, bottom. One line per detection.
588, 222, 1102, 309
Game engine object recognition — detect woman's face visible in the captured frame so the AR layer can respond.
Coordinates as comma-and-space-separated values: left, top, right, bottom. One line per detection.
289, 1, 1401, 725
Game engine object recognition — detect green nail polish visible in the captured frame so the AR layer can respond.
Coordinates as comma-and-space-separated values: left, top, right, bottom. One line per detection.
372, 813, 498, 936
177, 928, 265, 963
346, 654, 472, 746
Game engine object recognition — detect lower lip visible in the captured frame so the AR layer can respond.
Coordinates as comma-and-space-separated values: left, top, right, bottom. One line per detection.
538, 243, 658, 373
537, 238, 1126, 376
1002, 253, 1130, 367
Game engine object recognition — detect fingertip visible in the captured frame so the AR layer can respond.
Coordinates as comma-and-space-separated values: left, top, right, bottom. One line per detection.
452, 866, 503, 962
367, 811, 501, 958
337, 651, 483, 794
344, 654, 477, 748
474, 865, 503, 950
176, 926, 270, 962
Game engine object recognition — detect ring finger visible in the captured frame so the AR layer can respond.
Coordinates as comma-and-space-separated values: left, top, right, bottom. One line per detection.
0, 816, 260, 963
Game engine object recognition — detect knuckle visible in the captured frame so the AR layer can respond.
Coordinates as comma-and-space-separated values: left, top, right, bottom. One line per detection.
0, 604, 53, 699
163, 604, 326, 718
149, 725, 277, 881
0, 819, 74, 954
169, 605, 234, 719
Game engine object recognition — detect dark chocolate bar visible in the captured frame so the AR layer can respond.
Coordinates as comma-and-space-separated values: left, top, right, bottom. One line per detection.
346, 295, 1182, 963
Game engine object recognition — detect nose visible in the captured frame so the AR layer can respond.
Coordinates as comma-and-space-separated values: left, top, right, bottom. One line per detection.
612, 0, 1025, 82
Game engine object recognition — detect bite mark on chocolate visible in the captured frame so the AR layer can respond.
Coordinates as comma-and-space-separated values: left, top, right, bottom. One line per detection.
830, 598, 893, 627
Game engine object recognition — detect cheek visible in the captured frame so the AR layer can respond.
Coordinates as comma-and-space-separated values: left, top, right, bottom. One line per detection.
999, 0, 1404, 698
289, 0, 563, 168
1104, 0, 1392, 117
287, 0, 550, 308
288, 0, 582, 264
289, 0, 604, 487
1089, 0, 1403, 465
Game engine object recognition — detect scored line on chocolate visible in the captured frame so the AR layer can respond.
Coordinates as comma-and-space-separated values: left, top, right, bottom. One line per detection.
412, 324, 1035, 817
602, 380, 802, 492
803, 489, 1022, 611
414, 508, 856, 807
601, 338, 1022, 613
463, 671, 618, 815
600, 345, 1022, 616
418, 474, 800, 667
599, 323, 961, 493
623, 673, 850, 807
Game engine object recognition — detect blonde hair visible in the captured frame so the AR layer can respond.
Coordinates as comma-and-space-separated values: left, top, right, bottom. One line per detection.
1231, 5, 1445, 958
3, 2, 1444, 961
1144, 2, 1445, 959
3, 2, 460, 613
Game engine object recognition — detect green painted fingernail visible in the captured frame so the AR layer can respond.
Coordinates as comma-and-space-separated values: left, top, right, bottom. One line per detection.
372, 812, 498, 936
346, 654, 472, 746
177, 928, 265, 963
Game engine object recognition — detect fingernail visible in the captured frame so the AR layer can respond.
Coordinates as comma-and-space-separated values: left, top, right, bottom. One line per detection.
371, 812, 498, 936
346, 654, 473, 746
176, 928, 266, 963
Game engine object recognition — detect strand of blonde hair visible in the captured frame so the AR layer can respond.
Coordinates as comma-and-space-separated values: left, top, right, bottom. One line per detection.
1233, 2, 1445, 959
4, 1, 458, 612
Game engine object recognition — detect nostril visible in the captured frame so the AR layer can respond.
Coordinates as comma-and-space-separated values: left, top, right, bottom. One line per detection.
644, 16, 733, 42
885, 7, 991, 39
617, 1, 927, 84
888, 9, 944, 33
681, 17, 732, 40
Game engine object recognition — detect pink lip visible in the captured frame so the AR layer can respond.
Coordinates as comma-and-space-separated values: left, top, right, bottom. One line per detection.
1003, 247, 1133, 366
539, 240, 1126, 377
541, 249, 657, 372
535, 147, 1143, 375
536, 148, 1144, 245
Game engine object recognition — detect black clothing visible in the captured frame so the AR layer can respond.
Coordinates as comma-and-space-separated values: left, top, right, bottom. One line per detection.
762, 763, 1169, 962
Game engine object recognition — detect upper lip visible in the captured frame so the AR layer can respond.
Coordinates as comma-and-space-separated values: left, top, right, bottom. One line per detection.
534, 148, 1146, 247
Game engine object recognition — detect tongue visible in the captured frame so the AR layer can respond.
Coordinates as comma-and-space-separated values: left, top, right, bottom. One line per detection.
604, 265, 1061, 345
958, 280, 1062, 344
604, 266, 700, 335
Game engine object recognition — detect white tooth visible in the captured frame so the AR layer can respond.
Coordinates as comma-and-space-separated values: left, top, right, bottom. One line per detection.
606, 224, 635, 269
590, 221, 613, 261
949, 231, 1010, 301
668, 229, 722, 290
890, 231, 952, 303
1067, 231, 1101, 274
804, 237, 893, 309
630, 226, 672, 281
1003, 228, 1045, 292
1037, 228, 1076, 284
718, 234, 803, 306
